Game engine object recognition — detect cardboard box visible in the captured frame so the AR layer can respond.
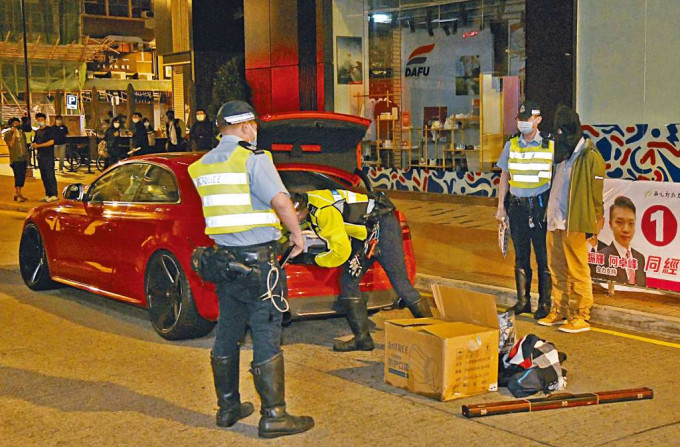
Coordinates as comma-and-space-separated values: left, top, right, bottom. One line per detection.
384, 285, 499, 401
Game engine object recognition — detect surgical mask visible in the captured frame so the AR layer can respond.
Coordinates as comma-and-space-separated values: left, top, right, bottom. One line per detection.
144, 122, 150, 128
56, 120, 63, 125
113, 122, 120, 128
249, 124, 258, 146
196, 114, 206, 122
37, 121, 46, 127
132, 118, 140, 123
517, 121, 534, 134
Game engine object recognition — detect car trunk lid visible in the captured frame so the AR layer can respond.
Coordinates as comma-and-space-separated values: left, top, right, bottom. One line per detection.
258, 111, 370, 174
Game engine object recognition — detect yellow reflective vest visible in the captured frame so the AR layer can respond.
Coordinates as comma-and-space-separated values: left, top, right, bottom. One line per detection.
188, 145, 280, 235
307, 189, 372, 268
507, 136, 554, 189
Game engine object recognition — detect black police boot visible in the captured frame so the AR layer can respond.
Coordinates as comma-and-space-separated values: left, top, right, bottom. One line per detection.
509, 268, 532, 315
406, 298, 433, 318
251, 352, 315, 438
534, 270, 553, 320
333, 297, 374, 352
211, 351, 254, 428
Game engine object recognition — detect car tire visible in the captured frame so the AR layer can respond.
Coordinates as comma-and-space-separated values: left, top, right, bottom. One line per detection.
19, 223, 58, 290
145, 250, 215, 340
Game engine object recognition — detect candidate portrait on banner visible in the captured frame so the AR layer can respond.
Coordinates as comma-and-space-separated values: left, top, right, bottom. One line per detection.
599, 196, 647, 287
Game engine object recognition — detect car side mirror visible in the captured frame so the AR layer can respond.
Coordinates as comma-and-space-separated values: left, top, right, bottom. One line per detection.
63, 183, 85, 201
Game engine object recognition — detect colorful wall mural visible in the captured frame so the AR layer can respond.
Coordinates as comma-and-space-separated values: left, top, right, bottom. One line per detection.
365, 123, 680, 197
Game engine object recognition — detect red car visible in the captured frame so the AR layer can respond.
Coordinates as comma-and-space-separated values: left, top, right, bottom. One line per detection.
19, 112, 416, 340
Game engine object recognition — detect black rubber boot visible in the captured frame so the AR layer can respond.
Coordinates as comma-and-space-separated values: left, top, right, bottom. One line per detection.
211, 352, 255, 428
509, 268, 532, 315
333, 297, 374, 352
534, 269, 553, 320
251, 352, 315, 439
407, 298, 433, 318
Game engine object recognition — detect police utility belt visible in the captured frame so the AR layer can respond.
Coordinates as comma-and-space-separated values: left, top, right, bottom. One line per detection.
191, 242, 277, 284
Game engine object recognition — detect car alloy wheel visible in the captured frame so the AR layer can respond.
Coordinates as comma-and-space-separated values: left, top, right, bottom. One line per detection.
19, 224, 57, 290
145, 250, 215, 340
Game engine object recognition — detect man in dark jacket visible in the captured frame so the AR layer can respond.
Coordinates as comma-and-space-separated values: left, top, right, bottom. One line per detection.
190, 109, 216, 151
165, 110, 186, 151
539, 105, 605, 333
129, 112, 150, 156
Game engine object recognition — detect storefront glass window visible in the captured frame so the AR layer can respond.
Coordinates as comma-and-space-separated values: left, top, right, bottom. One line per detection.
336, 0, 526, 173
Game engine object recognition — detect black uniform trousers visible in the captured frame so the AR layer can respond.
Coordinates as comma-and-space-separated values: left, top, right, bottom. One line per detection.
212, 242, 287, 364
37, 154, 58, 197
506, 191, 550, 273
339, 212, 421, 305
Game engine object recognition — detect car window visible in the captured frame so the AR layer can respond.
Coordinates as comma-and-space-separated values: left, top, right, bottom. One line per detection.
133, 165, 180, 203
87, 163, 149, 203
279, 170, 348, 193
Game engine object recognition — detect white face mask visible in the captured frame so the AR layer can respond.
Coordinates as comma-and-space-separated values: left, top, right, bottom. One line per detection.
196, 114, 206, 122
517, 120, 535, 135
113, 122, 120, 128
56, 120, 63, 125
144, 122, 150, 128
132, 118, 140, 123
249, 124, 258, 146
37, 121, 46, 127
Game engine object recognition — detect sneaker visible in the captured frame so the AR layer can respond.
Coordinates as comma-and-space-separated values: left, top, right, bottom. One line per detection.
537, 310, 566, 326
39, 196, 50, 202
46, 196, 59, 202
559, 318, 591, 333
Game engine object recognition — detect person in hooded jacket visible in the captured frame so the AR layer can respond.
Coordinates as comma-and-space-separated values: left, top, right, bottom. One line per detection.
538, 105, 605, 333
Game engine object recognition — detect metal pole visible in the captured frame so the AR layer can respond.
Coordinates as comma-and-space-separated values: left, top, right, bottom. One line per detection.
20, 0, 31, 124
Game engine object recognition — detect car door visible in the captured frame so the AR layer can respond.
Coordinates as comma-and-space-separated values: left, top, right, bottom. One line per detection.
111, 164, 182, 300
56, 163, 148, 292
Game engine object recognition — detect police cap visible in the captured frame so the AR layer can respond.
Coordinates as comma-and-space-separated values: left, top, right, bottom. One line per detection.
517, 101, 541, 120
216, 100, 259, 127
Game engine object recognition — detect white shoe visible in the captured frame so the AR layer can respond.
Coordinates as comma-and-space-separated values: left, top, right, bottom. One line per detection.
39, 196, 49, 202
46, 196, 59, 202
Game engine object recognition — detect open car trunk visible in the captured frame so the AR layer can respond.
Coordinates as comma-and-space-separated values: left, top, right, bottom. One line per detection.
258, 111, 370, 174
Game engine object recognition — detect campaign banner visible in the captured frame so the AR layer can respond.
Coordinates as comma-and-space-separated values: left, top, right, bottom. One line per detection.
588, 179, 680, 292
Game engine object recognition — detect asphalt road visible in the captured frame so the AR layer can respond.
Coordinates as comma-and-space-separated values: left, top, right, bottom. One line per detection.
1, 209, 679, 446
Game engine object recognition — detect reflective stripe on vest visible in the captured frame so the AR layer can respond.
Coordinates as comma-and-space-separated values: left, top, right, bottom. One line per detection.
507, 136, 554, 189
188, 145, 280, 235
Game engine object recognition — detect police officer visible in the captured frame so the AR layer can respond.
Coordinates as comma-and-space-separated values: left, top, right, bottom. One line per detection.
188, 101, 314, 438
496, 101, 554, 320
293, 189, 432, 352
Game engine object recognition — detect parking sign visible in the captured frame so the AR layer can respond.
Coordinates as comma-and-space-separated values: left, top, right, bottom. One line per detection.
66, 94, 78, 110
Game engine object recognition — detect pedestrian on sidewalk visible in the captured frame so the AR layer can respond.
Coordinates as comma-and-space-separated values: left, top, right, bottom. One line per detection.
104, 118, 125, 167
189, 109, 216, 151
496, 101, 554, 320
129, 112, 150, 156
31, 113, 58, 202
4, 118, 29, 202
53, 115, 69, 173
142, 118, 156, 152
538, 105, 605, 334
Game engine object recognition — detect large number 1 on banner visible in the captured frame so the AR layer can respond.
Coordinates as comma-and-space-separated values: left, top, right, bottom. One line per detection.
642, 205, 678, 247
650, 210, 664, 243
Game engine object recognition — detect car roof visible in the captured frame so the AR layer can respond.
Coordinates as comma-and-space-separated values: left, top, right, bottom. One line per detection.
124, 152, 205, 175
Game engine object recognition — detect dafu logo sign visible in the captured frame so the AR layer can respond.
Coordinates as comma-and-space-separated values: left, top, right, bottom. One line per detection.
405, 43, 435, 78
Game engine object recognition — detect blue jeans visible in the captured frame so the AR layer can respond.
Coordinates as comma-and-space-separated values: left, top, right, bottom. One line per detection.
340, 212, 421, 305
212, 252, 286, 364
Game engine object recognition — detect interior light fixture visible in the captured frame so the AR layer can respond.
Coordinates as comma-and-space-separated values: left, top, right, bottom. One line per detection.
371, 13, 391, 24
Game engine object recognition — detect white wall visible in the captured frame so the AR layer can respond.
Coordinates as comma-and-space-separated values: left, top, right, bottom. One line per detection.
332, 0, 368, 114
577, 0, 680, 125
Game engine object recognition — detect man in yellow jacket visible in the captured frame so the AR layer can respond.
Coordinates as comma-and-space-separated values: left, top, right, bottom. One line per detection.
294, 189, 432, 351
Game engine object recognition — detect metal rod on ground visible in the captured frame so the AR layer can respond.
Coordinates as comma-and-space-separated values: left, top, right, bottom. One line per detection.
461, 388, 654, 418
